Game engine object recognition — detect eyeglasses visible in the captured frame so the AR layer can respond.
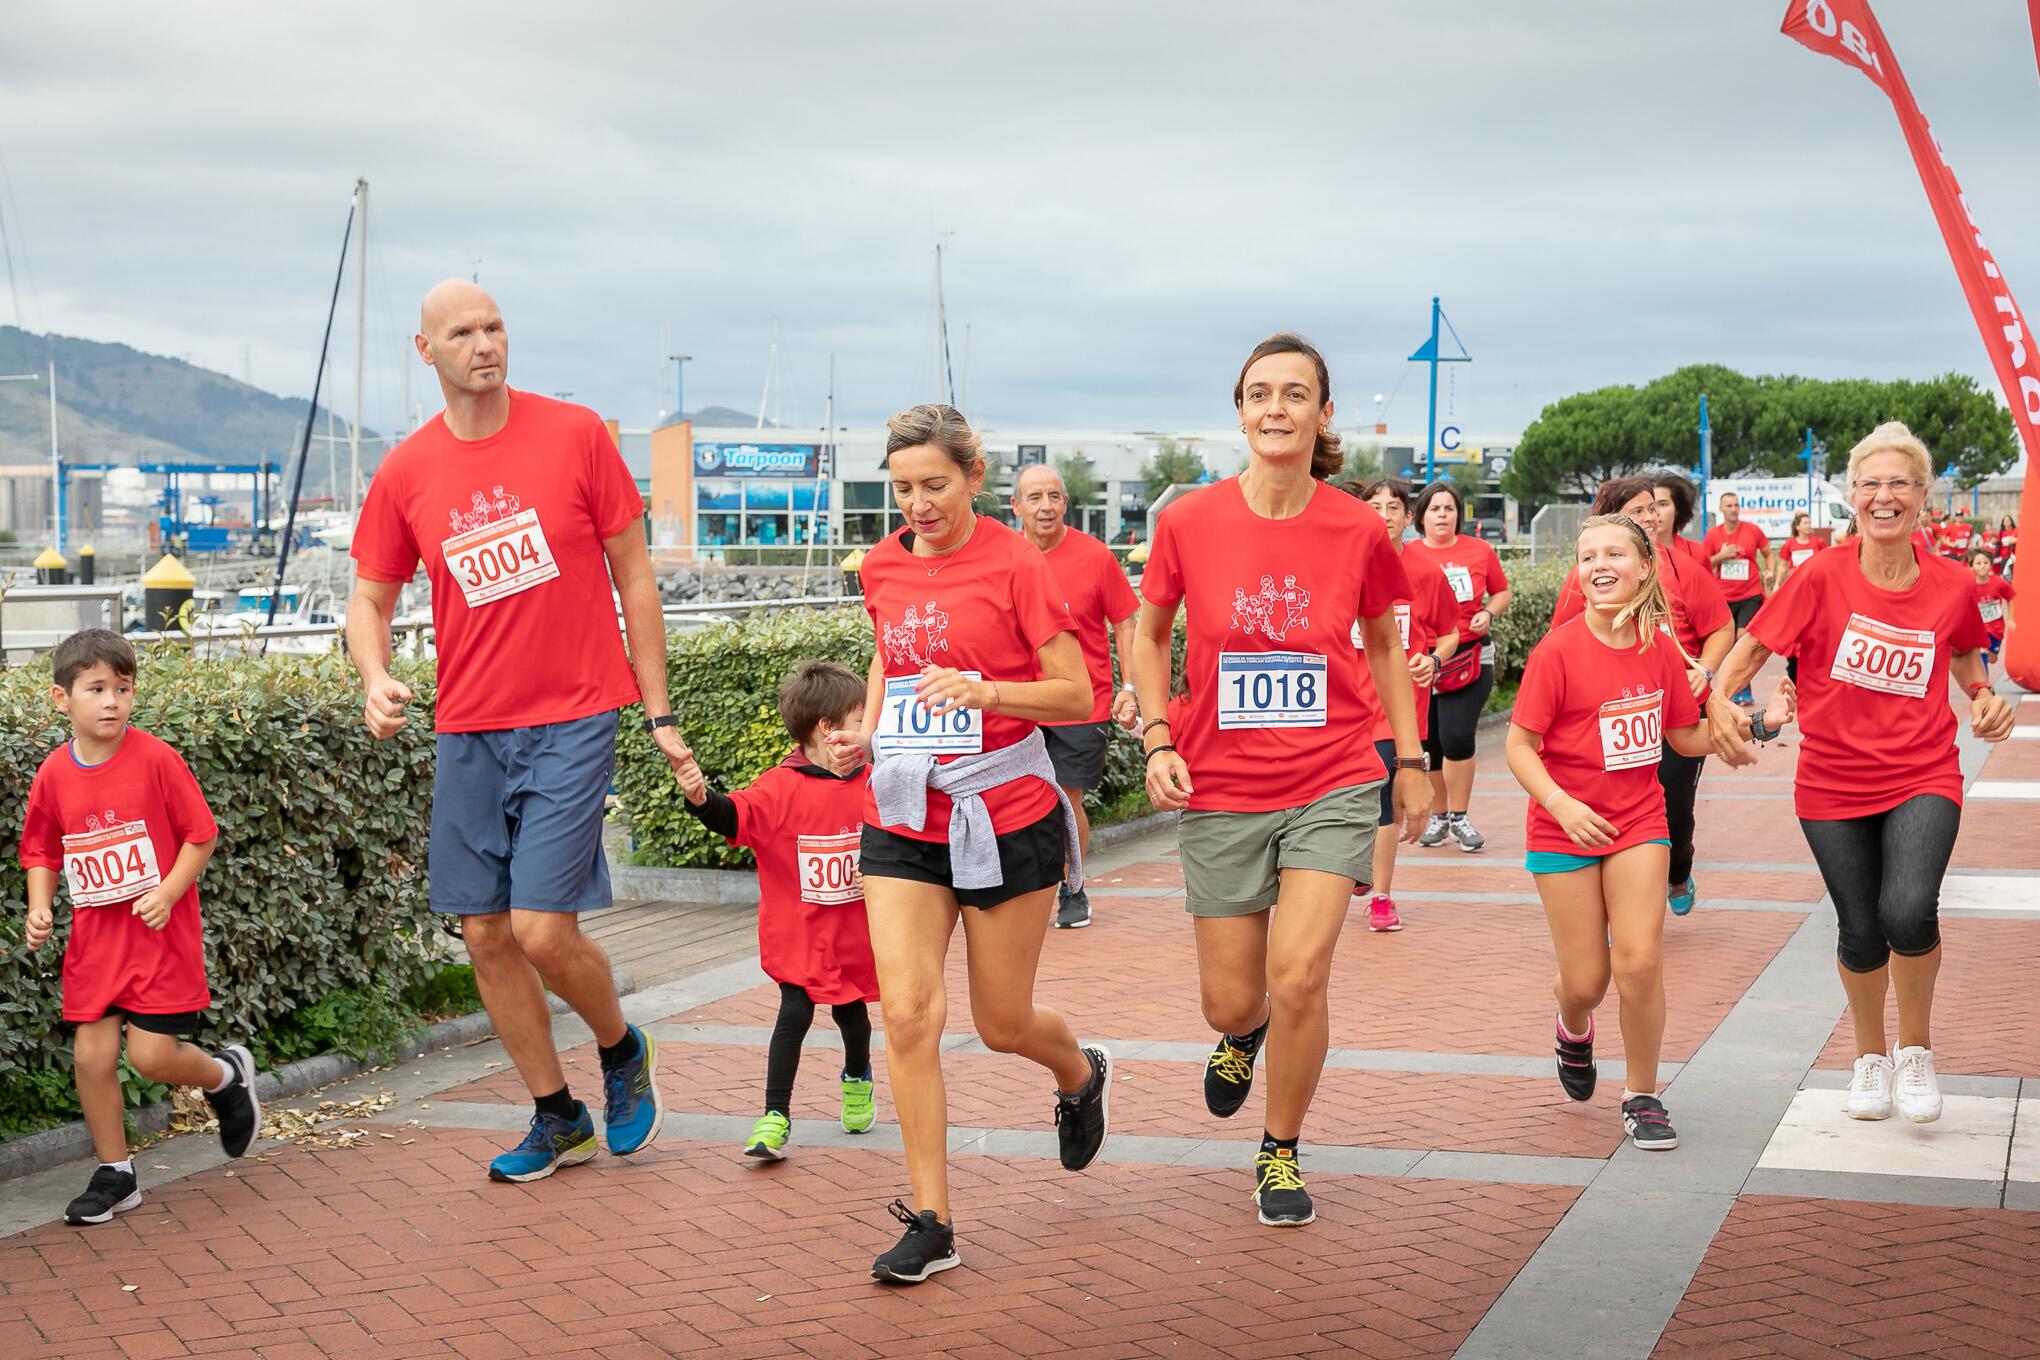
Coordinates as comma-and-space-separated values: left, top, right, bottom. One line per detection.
1851, 477, 1925, 494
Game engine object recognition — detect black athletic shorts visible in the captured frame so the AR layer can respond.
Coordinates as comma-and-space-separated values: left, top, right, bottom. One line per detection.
66, 1007, 204, 1037
860, 810, 1065, 909
1041, 720, 1111, 790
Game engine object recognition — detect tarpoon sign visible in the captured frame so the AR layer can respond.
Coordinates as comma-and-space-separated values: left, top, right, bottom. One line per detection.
693, 443, 822, 478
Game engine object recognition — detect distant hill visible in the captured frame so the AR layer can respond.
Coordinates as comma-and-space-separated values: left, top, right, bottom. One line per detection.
687, 404, 765, 428
0, 326, 372, 496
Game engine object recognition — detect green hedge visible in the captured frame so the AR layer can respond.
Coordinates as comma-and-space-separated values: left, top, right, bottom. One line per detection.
613, 609, 1186, 867
1488, 559, 1568, 689
1, 650, 443, 1135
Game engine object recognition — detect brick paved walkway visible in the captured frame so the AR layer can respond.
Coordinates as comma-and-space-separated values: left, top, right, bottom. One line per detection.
5, 670, 2039, 1358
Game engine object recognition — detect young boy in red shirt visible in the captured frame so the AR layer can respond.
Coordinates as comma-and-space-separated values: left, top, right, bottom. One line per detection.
19, 630, 261, 1225
1969, 547, 2017, 671
671, 661, 879, 1161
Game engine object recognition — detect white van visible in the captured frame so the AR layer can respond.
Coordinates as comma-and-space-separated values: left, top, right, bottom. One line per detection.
1701, 477, 1852, 541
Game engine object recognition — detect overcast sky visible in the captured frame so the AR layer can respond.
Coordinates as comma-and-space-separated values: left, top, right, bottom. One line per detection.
3, 2, 2038, 447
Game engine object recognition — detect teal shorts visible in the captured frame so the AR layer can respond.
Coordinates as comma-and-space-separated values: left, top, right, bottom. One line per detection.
1526, 839, 1671, 875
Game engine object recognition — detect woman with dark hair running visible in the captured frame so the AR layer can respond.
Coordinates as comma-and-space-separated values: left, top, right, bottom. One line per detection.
1131, 333, 1428, 1227
1403, 481, 1510, 852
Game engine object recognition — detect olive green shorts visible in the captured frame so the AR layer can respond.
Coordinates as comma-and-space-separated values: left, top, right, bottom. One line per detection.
1178, 781, 1383, 917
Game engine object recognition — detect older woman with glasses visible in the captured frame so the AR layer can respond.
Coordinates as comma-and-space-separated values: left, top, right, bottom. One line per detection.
1706, 422, 2015, 1128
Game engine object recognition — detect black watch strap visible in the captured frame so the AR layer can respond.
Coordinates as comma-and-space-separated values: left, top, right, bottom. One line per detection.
642, 714, 679, 733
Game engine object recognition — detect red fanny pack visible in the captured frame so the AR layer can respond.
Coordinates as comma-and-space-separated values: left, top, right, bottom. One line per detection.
1433, 644, 1482, 693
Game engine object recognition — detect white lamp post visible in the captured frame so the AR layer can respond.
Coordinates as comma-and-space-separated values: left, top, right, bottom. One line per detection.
0, 369, 51, 548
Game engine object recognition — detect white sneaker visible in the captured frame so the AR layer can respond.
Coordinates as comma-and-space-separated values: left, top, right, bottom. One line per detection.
1891, 1046, 1942, 1124
1845, 1052, 1893, 1120
1418, 814, 1450, 847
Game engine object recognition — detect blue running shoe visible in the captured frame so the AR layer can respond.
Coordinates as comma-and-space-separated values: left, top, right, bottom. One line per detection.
1668, 877, 1698, 917
1732, 687, 1755, 707
601, 1025, 664, 1156
488, 1106, 597, 1183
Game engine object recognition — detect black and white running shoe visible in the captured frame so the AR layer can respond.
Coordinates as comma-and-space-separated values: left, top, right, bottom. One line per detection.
1205, 1017, 1269, 1119
206, 1043, 262, 1158
65, 1165, 141, 1225
1555, 1017, 1597, 1103
871, 1199, 960, 1284
1054, 1045, 1111, 1171
1621, 1095, 1679, 1150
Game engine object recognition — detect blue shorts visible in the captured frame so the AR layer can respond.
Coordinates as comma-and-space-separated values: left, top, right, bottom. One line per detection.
429, 709, 619, 915
1526, 839, 1671, 875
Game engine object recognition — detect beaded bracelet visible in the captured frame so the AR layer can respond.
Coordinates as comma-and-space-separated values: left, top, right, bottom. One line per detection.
1144, 743, 1178, 764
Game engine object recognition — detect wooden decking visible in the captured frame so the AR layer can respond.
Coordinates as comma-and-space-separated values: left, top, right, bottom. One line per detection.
582, 898, 759, 988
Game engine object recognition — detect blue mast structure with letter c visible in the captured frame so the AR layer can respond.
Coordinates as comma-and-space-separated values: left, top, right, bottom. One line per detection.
1408, 296, 1471, 487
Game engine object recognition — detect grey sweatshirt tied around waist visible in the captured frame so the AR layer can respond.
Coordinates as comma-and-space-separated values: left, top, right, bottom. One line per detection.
869, 727, 1083, 893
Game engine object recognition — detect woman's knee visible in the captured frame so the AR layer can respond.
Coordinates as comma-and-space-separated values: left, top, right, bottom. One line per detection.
1609, 942, 1662, 993
1882, 898, 1941, 960
1200, 983, 1267, 1037
1267, 954, 1332, 1015
974, 1007, 1034, 1055
879, 987, 945, 1051
1554, 960, 1611, 1010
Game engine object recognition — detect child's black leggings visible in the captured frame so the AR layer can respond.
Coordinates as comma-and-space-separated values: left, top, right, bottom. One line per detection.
766, 982, 873, 1116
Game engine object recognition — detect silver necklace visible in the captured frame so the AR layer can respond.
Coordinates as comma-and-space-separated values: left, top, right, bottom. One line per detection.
916, 520, 977, 576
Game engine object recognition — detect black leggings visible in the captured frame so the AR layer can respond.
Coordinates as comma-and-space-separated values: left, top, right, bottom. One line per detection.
765, 982, 873, 1116
1657, 747, 1706, 887
1425, 663, 1495, 770
1799, 795, 1960, 973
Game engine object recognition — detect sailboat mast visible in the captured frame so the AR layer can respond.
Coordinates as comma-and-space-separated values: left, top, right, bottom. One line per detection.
933, 241, 955, 406
349, 177, 367, 513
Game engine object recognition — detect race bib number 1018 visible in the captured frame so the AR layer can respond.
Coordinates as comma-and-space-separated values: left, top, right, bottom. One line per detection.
1218, 652, 1327, 729
876, 672, 984, 755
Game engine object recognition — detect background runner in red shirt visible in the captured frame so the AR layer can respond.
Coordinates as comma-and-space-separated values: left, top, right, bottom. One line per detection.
1011, 462, 1140, 930
1968, 546, 2017, 671
1708, 422, 2015, 1128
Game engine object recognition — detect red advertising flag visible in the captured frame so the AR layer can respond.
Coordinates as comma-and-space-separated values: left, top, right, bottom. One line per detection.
1782, 0, 2040, 688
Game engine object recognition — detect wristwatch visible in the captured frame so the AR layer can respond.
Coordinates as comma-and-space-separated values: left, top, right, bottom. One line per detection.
642, 714, 680, 733
1392, 755, 1428, 772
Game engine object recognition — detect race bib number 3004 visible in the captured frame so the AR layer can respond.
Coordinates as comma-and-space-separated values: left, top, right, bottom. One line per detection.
1218, 651, 1327, 729
876, 672, 983, 755
441, 508, 561, 608
62, 820, 163, 909
1830, 613, 1932, 699
796, 832, 862, 905
1597, 691, 1664, 771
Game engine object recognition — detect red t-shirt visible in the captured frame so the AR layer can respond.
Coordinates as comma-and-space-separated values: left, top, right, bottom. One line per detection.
727, 753, 878, 1005
1038, 528, 1139, 724
860, 517, 1074, 841
1940, 522, 1974, 556
1669, 535, 1709, 571
1401, 533, 1508, 662
1974, 574, 2016, 640
1747, 543, 1988, 820
1550, 541, 1730, 661
1702, 520, 1770, 602
1512, 618, 1701, 856
1141, 478, 1408, 812
18, 728, 219, 1020
1997, 528, 2018, 562
351, 389, 645, 733
1782, 536, 1825, 572
1357, 550, 1459, 742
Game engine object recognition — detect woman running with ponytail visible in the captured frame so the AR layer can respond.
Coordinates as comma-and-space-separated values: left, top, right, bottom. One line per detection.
1132, 333, 1429, 1227
1509, 514, 1785, 1150
1551, 478, 1733, 917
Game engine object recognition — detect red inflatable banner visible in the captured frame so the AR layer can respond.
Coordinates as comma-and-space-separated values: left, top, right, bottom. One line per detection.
1783, 0, 2040, 689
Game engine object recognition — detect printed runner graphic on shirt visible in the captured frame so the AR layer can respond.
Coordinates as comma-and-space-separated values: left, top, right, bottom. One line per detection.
1228, 574, 1313, 642
880, 601, 953, 668
439, 484, 560, 607
61, 808, 163, 909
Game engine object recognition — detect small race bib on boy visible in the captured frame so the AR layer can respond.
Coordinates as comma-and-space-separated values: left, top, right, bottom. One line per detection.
796, 832, 862, 906
1980, 599, 2005, 624
1720, 557, 1751, 581
876, 672, 983, 756
1596, 691, 1664, 772
1443, 564, 1474, 602
441, 508, 561, 608
62, 820, 163, 909
1830, 612, 1932, 699
1218, 651, 1327, 729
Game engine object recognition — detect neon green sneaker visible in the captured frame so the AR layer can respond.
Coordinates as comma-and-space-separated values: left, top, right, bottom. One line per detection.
744, 1111, 791, 1160
841, 1071, 877, 1134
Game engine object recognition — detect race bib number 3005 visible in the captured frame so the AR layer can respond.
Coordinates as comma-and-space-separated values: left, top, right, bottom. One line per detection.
441, 508, 561, 608
796, 832, 862, 906
876, 672, 983, 755
1597, 691, 1664, 771
62, 820, 163, 909
1218, 652, 1327, 729
1830, 613, 1932, 699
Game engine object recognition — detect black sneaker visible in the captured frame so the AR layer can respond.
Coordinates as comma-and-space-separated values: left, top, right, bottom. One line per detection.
206, 1043, 262, 1158
1053, 1045, 1111, 1171
65, 1165, 141, 1225
1555, 1019, 1596, 1103
1621, 1095, 1679, 1150
1204, 1018, 1268, 1119
871, 1199, 961, 1284
1054, 886, 1092, 930
1253, 1148, 1315, 1226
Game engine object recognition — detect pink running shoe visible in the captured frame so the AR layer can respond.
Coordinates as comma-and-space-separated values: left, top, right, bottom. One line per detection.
1367, 896, 1402, 932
